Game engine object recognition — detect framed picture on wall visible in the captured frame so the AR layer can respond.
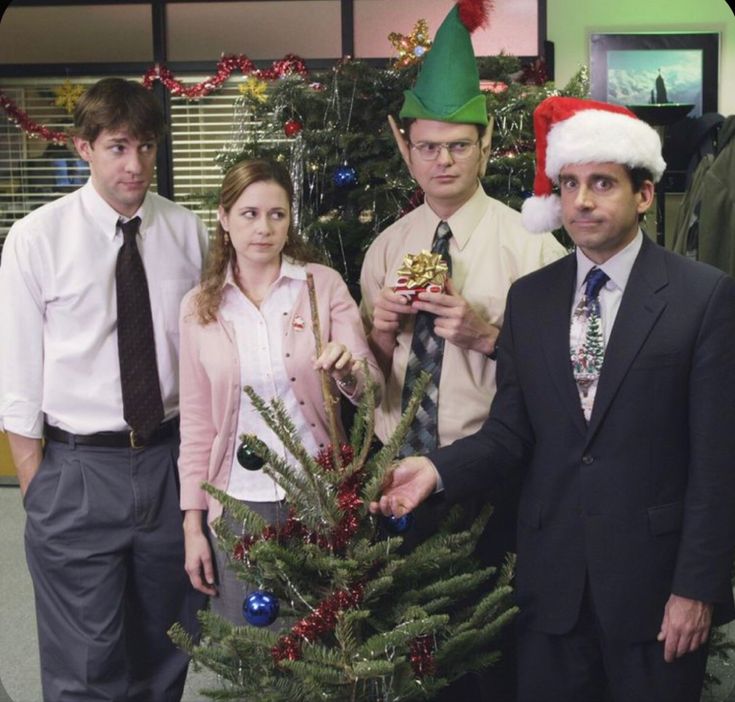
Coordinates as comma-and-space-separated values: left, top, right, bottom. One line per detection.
589, 32, 719, 118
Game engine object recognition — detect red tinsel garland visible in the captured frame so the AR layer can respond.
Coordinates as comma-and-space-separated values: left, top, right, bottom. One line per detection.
143, 54, 308, 100
521, 58, 549, 86
409, 634, 437, 677
272, 583, 365, 663
0, 91, 68, 145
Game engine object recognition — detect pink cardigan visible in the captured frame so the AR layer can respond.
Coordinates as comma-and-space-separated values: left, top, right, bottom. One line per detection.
178, 262, 382, 525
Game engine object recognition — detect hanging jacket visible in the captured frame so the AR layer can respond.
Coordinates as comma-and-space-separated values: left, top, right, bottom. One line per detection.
672, 115, 735, 275
698, 116, 735, 276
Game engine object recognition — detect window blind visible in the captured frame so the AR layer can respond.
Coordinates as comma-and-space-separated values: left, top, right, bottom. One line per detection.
0, 76, 282, 251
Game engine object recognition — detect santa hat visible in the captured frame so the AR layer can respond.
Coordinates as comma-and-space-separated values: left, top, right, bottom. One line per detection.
399, 0, 490, 126
521, 96, 667, 233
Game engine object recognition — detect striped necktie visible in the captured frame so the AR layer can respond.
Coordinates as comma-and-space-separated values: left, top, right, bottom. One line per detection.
400, 221, 452, 455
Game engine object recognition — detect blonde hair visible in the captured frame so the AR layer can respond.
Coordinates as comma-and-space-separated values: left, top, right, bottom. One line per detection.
194, 159, 317, 324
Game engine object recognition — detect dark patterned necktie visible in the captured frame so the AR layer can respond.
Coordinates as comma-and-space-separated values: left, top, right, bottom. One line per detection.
116, 217, 164, 442
570, 266, 609, 421
400, 221, 452, 456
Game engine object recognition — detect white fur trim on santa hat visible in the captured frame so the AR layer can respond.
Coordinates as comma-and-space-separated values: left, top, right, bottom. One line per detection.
545, 109, 666, 183
521, 193, 563, 233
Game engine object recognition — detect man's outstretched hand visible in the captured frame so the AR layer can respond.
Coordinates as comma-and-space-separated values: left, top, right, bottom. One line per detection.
369, 456, 439, 517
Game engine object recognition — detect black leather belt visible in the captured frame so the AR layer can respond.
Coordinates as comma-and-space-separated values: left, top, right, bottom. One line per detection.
44, 417, 179, 449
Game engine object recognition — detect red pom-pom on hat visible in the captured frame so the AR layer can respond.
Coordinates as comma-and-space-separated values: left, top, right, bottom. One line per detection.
457, 0, 491, 32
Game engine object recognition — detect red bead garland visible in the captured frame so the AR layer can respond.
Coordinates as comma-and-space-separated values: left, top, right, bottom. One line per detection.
143, 54, 308, 100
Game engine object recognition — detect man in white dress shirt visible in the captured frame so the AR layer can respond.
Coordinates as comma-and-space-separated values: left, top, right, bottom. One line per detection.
0, 78, 207, 701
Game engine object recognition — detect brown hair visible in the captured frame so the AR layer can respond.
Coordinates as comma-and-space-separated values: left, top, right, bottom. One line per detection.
625, 166, 655, 222
71, 77, 166, 144
194, 159, 319, 324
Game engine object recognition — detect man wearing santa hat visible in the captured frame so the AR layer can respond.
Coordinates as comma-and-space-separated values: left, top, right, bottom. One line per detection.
371, 95, 735, 701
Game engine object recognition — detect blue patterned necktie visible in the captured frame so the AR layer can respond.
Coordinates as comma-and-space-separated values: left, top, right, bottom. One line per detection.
116, 217, 164, 442
400, 221, 452, 456
570, 266, 610, 421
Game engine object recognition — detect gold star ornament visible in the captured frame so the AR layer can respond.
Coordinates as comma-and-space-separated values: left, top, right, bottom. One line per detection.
388, 19, 432, 70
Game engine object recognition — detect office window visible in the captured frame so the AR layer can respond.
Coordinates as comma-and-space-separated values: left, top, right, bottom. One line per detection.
0, 76, 288, 248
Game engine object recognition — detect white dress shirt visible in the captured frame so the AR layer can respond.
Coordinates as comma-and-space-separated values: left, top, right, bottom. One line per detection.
571, 230, 644, 343
220, 258, 318, 502
0, 179, 207, 437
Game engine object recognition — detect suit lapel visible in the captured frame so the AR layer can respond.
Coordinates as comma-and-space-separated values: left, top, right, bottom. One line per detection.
586, 237, 669, 440
540, 256, 589, 436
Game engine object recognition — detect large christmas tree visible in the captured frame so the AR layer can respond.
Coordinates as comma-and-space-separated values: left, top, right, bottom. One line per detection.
215, 56, 589, 288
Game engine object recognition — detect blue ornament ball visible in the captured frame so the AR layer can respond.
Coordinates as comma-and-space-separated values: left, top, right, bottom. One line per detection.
332, 164, 358, 188
243, 590, 280, 627
237, 441, 264, 471
386, 512, 414, 533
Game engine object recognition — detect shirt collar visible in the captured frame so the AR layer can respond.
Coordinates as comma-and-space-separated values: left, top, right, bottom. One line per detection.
422, 181, 485, 250
224, 255, 307, 289
79, 178, 149, 242
575, 229, 643, 293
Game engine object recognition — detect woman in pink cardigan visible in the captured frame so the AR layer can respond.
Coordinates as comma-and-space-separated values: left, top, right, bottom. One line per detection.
178, 159, 381, 623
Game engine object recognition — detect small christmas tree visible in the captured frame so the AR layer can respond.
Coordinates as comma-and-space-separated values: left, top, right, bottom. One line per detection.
169, 275, 518, 701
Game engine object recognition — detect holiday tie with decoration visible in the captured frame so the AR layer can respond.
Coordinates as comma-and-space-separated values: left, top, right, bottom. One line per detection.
400, 221, 452, 455
570, 266, 610, 422
116, 217, 164, 442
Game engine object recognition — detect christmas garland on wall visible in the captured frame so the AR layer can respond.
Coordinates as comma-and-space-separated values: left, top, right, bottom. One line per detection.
141, 53, 308, 98
0, 53, 309, 144
0, 90, 68, 144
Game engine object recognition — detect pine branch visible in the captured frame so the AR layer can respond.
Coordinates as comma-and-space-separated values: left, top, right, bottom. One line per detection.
203, 484, 268, 533
361, 372, 431, 504
458, 584, 516, 633
233, 437, 334, 531
401, 570, 496, 608
242, 388, 342, 529
359, 614, 449, 657
351, 659, 399, 679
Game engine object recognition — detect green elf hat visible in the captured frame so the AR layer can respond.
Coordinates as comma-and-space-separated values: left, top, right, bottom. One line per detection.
399, 0, 490, 126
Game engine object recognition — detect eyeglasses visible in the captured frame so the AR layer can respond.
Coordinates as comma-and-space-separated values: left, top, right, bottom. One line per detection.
408, 140, 480, 162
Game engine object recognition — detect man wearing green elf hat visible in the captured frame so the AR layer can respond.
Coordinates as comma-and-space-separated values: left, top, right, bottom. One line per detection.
360, 5, 564, 694
360, 2, 564, 523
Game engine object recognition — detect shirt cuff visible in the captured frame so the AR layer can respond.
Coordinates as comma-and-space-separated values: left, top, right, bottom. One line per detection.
430, 459, 444, 493
0, 406, 44, 439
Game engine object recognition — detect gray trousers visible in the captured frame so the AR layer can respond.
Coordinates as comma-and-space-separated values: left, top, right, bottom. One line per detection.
210, 500, 286, 626
24, 437, 204, 702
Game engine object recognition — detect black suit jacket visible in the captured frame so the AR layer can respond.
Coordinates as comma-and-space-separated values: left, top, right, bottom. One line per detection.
431, 236, 735, 641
